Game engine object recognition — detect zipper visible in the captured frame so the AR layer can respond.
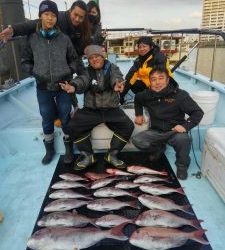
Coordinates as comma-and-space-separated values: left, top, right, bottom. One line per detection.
48, 40, 53, 84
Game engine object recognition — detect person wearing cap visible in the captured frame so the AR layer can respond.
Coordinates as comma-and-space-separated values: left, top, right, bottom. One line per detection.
60, 44, 134, 170
132, 66, 203, 180
21, 0, 85, 165
0, 0, 91, 56
120, 36, 172, 104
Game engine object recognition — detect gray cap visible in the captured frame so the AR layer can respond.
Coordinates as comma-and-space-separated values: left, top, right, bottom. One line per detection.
84, 45, 105, 58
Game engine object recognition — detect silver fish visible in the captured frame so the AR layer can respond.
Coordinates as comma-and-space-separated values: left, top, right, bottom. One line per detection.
129, 227, 209, 250
115, 181, 140, 189
138, 194, 192, 214
135, 209, 203, 229
127, 166, 168, 176
134, 175, 170, 184
87, 198, 139, 211
44, 199, 88, 212
49, 189, 93, 200
139, 184, 185, 195
91, 177, 118, 189
59, 173, 88, 182
93, 187, 137, 198
37, 211, 96, 227
51, 180, 89, 189
27, 224, 128, 250
95, 214, 133, 228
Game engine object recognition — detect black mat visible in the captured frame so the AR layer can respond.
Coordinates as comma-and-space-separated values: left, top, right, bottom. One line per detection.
27, 152, 212, 250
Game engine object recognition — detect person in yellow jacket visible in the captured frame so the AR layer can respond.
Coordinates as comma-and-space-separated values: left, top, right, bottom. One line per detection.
120, 36, 172, 103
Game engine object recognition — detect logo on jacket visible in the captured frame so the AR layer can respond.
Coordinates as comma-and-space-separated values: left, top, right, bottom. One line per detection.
164, 98, 175, 103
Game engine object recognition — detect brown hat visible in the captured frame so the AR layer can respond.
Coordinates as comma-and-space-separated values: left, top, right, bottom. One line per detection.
84, 45, 105, 58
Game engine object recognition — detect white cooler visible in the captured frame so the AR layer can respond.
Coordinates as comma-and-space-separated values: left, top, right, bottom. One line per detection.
202, 127, 225, 203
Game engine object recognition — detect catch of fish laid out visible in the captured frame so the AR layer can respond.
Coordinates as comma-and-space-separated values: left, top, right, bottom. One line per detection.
27, 165, 209, 250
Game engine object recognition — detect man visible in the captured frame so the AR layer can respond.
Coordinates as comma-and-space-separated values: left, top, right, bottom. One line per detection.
60, 45, 134, 170
132, 66, 204, 180
120, 36, 172, 103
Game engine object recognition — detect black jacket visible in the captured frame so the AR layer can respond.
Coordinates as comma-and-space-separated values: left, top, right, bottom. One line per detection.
134, 78, 204, 132
13, 11, 87, 56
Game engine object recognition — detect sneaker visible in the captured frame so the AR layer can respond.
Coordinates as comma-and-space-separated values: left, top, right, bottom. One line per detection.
74, 152, 96, 171
104, 151, 126, 169
176, 168, 188, 180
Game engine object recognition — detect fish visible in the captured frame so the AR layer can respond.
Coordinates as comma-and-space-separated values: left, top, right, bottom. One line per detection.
49, 189, 93, 200
51, 180, 89, 189
106, 168, 134, 176
115, 181, 140, 189
37, 211, 96, 227
135, 209, 203, 229
129, 227, 209, 250
91, 177, 118, 189
59, 173, 89, 182
85, 172, 112, 181
87, 198, 139, 211
44, 199, 88, 212
95, 214, 133, 228
139, 184, 185, 195
127, 166, 168, 176
27, 223, 128, 250
138, 194, 193, 214
93, 187, 137, 198
134, 175, 170, 184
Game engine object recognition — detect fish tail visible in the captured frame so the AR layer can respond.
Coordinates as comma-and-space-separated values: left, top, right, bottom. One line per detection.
109, 223, 128, 240
176, 187, 185, 195
128, 201, 141, 210
160, 171, 168, 176
181, 204, 194, 215
191, 229, 209, 245
190, 219, 204, 229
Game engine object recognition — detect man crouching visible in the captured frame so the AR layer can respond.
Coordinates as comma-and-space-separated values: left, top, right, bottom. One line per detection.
60, 45, 134, 170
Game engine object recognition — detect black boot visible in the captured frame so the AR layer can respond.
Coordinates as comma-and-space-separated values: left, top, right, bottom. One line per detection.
42, 139, 55, 165
176, 166, 188, 180
149, 143, 166, 162
63, 137, 74, 164
104, 135, 127, 169
74, 151, 96, 171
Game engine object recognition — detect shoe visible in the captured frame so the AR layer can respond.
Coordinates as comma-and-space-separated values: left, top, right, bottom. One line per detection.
63, 137, 74, 164
176, 168, 188, 180
74, 151, 96, 171
104, 150, 126, 169
42, 139, 55, 165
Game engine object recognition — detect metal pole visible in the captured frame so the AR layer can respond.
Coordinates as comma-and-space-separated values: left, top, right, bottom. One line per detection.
27, 0, 31, 19
11, 41, 19, 82
194, 34, 201, 75
178, 33, 183, 60
64, 1, 68, 10
210, 35, 217, 82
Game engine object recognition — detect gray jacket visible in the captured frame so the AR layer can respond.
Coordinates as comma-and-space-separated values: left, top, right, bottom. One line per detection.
71, 61, 123, 109
21, 30, 85, 91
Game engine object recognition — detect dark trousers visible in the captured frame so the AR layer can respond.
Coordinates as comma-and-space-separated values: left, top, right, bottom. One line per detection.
37, 89, 72, 135
132, 130, 191, 169
67, 107, 134, 152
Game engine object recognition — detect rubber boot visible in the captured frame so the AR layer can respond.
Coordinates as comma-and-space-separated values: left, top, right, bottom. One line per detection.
42, 139, 55, 165
149, 143, 166, 162
176, 165, 188, 180
63, 137, 74, 164
74, 151, 96, 171
104, 135, 127, 169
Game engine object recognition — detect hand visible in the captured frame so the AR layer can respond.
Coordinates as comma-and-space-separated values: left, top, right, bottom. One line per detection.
0, 26, 13, 42
114, 80, 125, 93
101, 29, 108, 38
172, 125, 186, 133
135, 116, 145, 125
59, 81, 75, 93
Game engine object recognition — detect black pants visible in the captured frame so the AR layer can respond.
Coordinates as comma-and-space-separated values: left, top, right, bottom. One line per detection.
67, 107, 134, 153
132, 130, 191, 169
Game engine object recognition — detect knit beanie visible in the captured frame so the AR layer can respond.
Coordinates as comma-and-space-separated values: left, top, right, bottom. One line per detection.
136, 36, 154, 47
84, 45, 105, 58
39, 0, 58, 18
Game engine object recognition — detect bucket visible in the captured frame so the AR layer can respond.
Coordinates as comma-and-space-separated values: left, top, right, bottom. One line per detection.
191, 91, 219, 125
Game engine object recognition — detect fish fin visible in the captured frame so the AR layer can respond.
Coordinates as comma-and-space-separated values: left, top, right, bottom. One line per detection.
191, 229, 209, 245
180, 204, 194, 215
190, 219, 204, 229
109, 222, 128, 240
176, 187, 185, 195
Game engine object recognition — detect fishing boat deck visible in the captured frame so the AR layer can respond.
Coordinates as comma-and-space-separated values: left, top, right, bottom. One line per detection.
0, 62, 225, 250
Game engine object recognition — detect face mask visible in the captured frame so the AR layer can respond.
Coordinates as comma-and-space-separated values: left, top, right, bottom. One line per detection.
88, 14, 98, 24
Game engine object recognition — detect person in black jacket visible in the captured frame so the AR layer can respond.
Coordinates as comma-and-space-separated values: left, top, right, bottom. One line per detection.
21, 0, 85, 165
87, 1, 106, 45
120, 36, 172, 104
132, 66, 204, 180
0, 0, 91, 56
60, 45, 134, 170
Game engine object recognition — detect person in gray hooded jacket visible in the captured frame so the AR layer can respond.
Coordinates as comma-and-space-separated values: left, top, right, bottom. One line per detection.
60, 44, 134, 170
21, 0, 85, 165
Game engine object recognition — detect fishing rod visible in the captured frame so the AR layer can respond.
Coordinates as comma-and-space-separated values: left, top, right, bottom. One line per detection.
171, 41, 199, 72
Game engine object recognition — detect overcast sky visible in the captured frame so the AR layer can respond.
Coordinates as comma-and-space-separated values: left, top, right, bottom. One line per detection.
23, 0, 203, 29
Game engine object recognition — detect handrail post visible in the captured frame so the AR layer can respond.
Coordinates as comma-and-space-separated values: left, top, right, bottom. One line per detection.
178, 33, 183, 61
194, 34, 201, 75
210, 35, 217, 82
